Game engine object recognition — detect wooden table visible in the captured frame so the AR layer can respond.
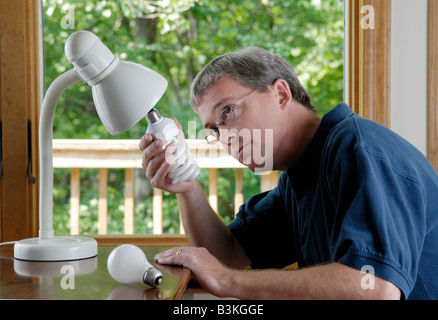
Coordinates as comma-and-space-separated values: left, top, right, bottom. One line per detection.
0, 246, 191, 300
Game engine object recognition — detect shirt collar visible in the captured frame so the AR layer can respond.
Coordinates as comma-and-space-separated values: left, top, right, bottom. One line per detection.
288, 103, 354, 170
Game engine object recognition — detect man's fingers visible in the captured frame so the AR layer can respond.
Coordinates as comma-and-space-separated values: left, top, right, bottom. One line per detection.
138, 133, 154, 151
142, 138, 164, 171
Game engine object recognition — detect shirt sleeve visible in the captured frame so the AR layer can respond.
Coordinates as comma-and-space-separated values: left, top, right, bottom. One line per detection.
326, 142, 427, 299
228, 172, 297, 269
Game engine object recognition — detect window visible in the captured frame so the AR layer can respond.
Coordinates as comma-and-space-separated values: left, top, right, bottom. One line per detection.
42, 0, 345, 237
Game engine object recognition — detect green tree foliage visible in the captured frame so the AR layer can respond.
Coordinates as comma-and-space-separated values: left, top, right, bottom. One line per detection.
43, 0, 344, 235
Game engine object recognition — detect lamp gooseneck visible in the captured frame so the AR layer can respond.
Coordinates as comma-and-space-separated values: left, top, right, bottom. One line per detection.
13, 67, 98, 261
39, 69, 81, 239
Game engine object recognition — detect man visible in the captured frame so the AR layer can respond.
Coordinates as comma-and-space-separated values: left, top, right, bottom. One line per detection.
139, 47, 438, 299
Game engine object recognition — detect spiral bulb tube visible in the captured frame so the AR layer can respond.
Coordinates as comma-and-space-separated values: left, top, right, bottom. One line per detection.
146, 109, 200, 184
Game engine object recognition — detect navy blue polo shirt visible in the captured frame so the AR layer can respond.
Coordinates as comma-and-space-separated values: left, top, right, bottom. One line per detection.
228, 103, 438, 299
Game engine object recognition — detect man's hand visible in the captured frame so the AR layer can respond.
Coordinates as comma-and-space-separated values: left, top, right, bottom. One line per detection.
139, 118, 195, 194
155, 246, 234, 298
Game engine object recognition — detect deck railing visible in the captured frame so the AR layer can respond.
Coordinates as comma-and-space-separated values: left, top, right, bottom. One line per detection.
52, 139, 279, 235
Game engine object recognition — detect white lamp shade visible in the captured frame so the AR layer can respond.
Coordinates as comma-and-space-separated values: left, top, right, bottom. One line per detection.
92, 61, 167, 135
65, 30, 168, 135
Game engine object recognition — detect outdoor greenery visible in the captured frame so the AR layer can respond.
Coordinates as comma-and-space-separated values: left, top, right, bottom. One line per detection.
43, 0, 344, 235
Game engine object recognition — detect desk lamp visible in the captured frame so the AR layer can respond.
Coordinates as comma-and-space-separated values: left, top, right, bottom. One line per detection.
14, 30, 170, 261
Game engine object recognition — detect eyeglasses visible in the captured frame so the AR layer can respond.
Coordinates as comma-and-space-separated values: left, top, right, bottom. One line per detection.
205, 89, 255, 144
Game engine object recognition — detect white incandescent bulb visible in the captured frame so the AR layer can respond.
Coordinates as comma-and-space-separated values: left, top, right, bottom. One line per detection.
107, 244, 163, 287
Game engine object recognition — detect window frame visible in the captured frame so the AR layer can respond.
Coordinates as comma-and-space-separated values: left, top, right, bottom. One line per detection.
428, 0, 438, 172
345, 0, 391, 127
0, 0, 40, 242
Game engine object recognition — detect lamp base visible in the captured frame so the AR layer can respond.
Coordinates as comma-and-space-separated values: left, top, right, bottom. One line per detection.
14, 236, 98, 261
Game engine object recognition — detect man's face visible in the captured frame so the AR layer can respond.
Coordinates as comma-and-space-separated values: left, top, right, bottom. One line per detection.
197, 77, 277, 173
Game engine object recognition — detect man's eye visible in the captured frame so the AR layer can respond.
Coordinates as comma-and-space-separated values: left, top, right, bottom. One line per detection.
221, 106, 234, 122
224, 106, 234, 115
218, 105, 235, 125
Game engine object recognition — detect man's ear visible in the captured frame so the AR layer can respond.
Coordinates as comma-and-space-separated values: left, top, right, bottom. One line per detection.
272, 79, 292, 109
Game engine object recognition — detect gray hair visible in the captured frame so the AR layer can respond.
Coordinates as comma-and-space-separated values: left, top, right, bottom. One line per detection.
189, 46, 314, 111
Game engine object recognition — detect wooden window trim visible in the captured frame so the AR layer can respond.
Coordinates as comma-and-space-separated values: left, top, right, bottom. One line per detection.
0, 0, 40, 242
428, 0, 438, 172
346, 0, 391, 127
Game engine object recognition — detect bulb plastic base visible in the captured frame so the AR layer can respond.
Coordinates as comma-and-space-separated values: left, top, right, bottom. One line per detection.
14, 236, 98, 261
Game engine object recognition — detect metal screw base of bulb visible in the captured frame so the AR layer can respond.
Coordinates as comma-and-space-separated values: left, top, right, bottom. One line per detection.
143, 267, 163, 287
146, 108, 162, 124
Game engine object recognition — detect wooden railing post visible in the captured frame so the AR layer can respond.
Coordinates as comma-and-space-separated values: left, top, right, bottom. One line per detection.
70, 168, 80, 235
98, 168, 108, 234
153, 188, 163, 234
209, 168, 218, 213
124, 168, 134, 234
234, 168, 244, 216
179, 215, 185, 234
